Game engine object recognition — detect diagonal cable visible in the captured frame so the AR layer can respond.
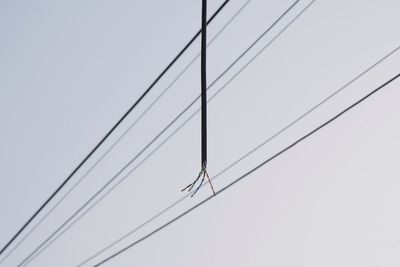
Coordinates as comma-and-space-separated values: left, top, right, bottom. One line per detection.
0, 0, 232, 257
94, 70, 400, 267
16, 1, 302, 266
75, 42, 400, 266
0, 1, 251, 265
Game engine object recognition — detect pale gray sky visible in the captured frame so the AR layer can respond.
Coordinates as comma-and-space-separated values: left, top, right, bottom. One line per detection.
1, 0, 400, 266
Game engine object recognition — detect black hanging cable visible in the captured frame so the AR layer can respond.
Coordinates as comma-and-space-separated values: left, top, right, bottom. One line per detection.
94, 72, 400, 267
0, 0, 231, 257
181, 0, 216, 197
15, 1, 304, 265
201, 0, 208, 167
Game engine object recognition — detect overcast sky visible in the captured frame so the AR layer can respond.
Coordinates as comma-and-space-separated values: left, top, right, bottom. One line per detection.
1, 0, 400, 266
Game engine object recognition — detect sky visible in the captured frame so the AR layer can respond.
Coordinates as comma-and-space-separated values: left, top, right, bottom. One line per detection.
1, 0, 400, 266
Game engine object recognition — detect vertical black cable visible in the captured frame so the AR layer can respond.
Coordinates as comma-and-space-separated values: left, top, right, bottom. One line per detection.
201, 0, 208, 167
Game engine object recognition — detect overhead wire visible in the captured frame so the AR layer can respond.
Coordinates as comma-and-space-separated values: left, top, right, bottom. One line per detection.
93, 70, 400, 267
16, 1, 302, 266
0, 1, 250, 265
75, 43, 400, 266
0, 0, 232, 258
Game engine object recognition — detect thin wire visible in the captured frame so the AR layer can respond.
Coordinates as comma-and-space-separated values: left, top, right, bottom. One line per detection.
17, 1, 301, 266
94, 71, 400, 267
0, 0, 232, 258
213, 44, 400, 179
17, 2, 304, 266
76, 43, 400, 266
0, 1, 251, 265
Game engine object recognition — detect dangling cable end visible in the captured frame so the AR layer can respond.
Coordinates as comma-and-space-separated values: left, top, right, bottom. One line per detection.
182, 163, 216, 197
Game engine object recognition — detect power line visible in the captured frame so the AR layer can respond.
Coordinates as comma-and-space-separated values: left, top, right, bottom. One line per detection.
0, 0, 232, 257
75, 44, 400, 266
0, 1, 251, 264
16, 1, 302, 266
94, 71, 400, 267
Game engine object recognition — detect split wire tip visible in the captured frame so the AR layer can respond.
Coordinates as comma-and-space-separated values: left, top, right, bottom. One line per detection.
181, 166, 216, 197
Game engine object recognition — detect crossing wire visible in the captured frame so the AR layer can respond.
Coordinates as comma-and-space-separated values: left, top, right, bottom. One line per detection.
16, 1, 302, 266
0, 0, 232, 257
0, 1, 251, 265
94, 71, 400, 267
75, 44, 400, 266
